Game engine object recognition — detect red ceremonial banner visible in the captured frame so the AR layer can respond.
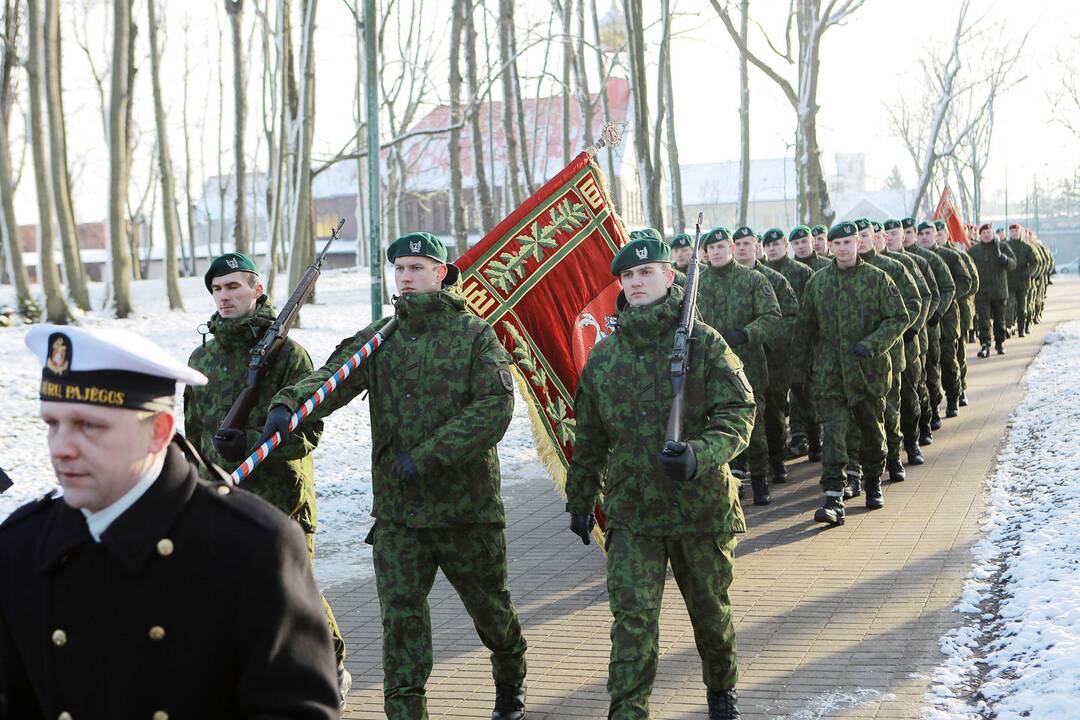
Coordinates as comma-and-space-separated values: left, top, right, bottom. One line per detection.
455, 151, 627, 518
933, 186, 970, 248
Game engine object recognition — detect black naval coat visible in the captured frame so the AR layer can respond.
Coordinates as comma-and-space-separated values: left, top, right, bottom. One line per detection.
0, 436, 340, 720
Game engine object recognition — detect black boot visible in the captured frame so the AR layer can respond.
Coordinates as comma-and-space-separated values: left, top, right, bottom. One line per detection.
887, 456, 906, 482
959, 391, 968, 407
751, 475, 771, 506
996, 342, 1005, 355
787, 434, 809, 459
946, 397, 959, 418
865, 476, 884, 510
967, 329, 976, 343
737, 480, 746, 501
930, 409, 942, 431
843, 472, 862, 499
1018, 327, 1025, 338
807, 435, 822, 462
919, 423, 934, 446
492, 682, 526, 720
771, 460, 789, 484
707, 688, 741, 719
906, 443, 925, 466
977, 343, 991, 358
814, 494, 845, 526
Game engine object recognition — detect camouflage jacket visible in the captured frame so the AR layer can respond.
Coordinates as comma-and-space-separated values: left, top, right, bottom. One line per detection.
1006, 238, 1037, 287
270, 290, 515, 528
696, 260, 783, 392
766, 255, 814, 298
951, 243, 980, 300
673, 262, 705, 288
969, 241, 1017, 302
751, 260, 800, 387
934, 244, 974, 302
882, 249, 932, 330
798, 257, 908, 404
890, 247, 940, 319
909, 244, 956, 317
796, 251, 832, 273
859, 250, 923, 373
565, 285, 756, 535
184, 298, 322, 531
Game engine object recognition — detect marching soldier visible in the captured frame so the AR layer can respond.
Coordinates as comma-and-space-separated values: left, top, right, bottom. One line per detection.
261, 232, 529, 720
697, 226, 783, 506
811, 224, 831, 258
792, 224, 831, 274
969, 223, 1017, 357
1005, 223, 1037, 337
787, 225, 827, 460
928, 220, 973, 418
798, 221, 908, 524
565, 236, 756, 720
669, 231, 700, 287
945, 229, 979, 407
1, 325, 340, 718
183, 253, 350, 703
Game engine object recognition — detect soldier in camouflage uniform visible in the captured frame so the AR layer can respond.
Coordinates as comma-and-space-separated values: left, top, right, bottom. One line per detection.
669, 232, 702, 288
904, 218, 954, 441
787, 225, 828, 460
182, 253, 350, 703
798, 221, 908, 525
1005, 223, 1037, 337
263, 233, 528, 720
946, 227, 979, 406
565, 237, 756, 720
811, 224, 831, 258
968, 223, 1017, 357
926, 220, 973, 418
697, 226, 783, 506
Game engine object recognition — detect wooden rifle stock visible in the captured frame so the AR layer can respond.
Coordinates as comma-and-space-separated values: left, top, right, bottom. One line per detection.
662, 212, 705, 454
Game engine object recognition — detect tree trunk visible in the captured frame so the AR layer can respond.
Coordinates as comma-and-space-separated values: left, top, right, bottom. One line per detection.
449, 0, 468, 255
510, 11, 532, 194
589, 0, 619, 210
287, 0, 317, 294
226, 0, 249, 255
147, 0, 183, 309
736, 0, 749, 225
573, 0, 592, 147
181, 20, 197, 275
0, 0, 31, 307
660, 0, 683, 232
107, 0, 134, 316
560, 0, 573, 166
624, 0, 663, 228
43, 0, 89, 310
462, 0, 495, 233
497, 0, 523, 208
27, 0, 67, 322
124, 18, 142, 282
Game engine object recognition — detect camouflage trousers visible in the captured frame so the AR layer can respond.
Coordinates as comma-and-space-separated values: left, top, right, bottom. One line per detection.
883, 367, 904, 459
976, 297, 1007, 346
764, 382, 791, 465
959, 296, 974, 337
1008, 283, 1030, 332
735, 394, 769, 477
923, 323, 942, 420
938, 308, 963, 403
606, 530, 738, 720
305, 533, 347, 668
819, 396, 886, 492
900, 338, 924, 447
789, 380, 820, 448
371, 521, 528, 719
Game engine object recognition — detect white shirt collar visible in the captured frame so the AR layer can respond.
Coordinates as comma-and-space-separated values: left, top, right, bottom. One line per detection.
80, 451, 167, 543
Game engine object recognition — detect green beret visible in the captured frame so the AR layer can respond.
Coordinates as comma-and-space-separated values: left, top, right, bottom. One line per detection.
790, 225, 812, 241
811, 224, 827, 236
732, 226, 755, 241
934, 219, 946, 230
854, 218, 871, 231
700, 226, 732, 248
629, 227, 663, 242
917, 221, 934, 232
611, 237, 671, 276
387, 231, 448, 264
901, 217, 916, 229
761, 227, 786, 245
883, 219, 902, 230
669, 232, 693, 249
828, 221, 858, 241
872, 221, 882, 232
205, 252, 258, 292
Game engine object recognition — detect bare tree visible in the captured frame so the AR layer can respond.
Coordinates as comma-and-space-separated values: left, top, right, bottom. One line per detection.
449, 0, 468, 255
736, 0, 749, 225
590, 0, 620, 209
624, 0, 663, 228
0, 0, 32, 309
107, 0, 135, 316
558, 0, 572, 166
226, 0, 249, 255
286, 0, 318, 294
658, 0, 684, 233
1053, 39, 1080, 141
462, 0, 496, 232
26, 0, 68, 322
711, 0, 867, 225
181, 15, 199, 275
43, 0, 90, 310
498, 0, 523, 207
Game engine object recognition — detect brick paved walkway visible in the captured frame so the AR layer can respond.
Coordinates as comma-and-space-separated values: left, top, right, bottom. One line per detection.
329, 277, 1079, 719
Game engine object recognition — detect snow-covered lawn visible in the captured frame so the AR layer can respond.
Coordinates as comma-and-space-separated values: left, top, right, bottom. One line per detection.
0, 270, 549, 590
926, 320, 1080, 719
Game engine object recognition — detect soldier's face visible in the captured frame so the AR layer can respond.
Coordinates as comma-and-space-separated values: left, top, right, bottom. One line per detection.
979, 228, 994, 243
394, 257, 447, 294
813, 234, 828, 254
672, 245, 693, 267
917, 229, 936, 247
935, 229, 948, 245
791, 235, 813, 258
763, 238, 788, 262
1009, 227, 1020, 240
733, 237, 757, 264
40, 402, 175, 513
873, 230, 887, 251
619, 262, 674, 306
212, 272, 263, 318
885, 228, 904, 251
706, 240, 733, 267
832, 235, 858, 266
857, 228, 874, 253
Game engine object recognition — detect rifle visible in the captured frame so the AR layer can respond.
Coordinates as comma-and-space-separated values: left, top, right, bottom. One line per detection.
662, 212, 705, 455
214, 218, 345, 445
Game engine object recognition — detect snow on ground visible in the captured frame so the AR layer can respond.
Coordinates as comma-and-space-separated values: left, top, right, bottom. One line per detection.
0, 270, 550, 590
925, 320, 1080, 719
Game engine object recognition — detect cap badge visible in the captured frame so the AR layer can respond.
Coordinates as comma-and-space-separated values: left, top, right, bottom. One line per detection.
635, 247, 649, 260
225, 258, 239, 270
46, 333, 71, 377
409, 240, 423, 253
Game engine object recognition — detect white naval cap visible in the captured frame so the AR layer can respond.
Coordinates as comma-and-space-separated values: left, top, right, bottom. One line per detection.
26, 324, 207, 411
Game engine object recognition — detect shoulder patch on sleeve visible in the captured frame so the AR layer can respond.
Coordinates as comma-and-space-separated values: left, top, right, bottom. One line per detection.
889, 284, 900, 297
498, 368, 515, 394
761, 283, 773, 297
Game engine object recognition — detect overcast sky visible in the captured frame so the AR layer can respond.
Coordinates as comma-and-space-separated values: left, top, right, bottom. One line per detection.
13, 0, 1079, 223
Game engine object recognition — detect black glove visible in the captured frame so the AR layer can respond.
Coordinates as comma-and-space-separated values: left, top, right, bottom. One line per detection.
212, 428, 250, 462
657, 441, 698, 482
997, 253, 1009, 266
391, 453, 418, 482
927, 311, 941, 327
569, 513, 596, 545
723, 329, 749, 348
254, 404, 294, 450
852, 343, 871, 358
903, 328, 917, 343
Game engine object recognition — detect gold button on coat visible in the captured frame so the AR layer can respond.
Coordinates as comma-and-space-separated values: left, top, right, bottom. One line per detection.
51, 629, 67, 646
148, 625, 166, 641
156, 538, 174, 556
152, 712, 169, 720
216, 485, 230, 495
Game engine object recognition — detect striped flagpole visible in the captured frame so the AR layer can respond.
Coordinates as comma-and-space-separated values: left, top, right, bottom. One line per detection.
229, 317, 399, 484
